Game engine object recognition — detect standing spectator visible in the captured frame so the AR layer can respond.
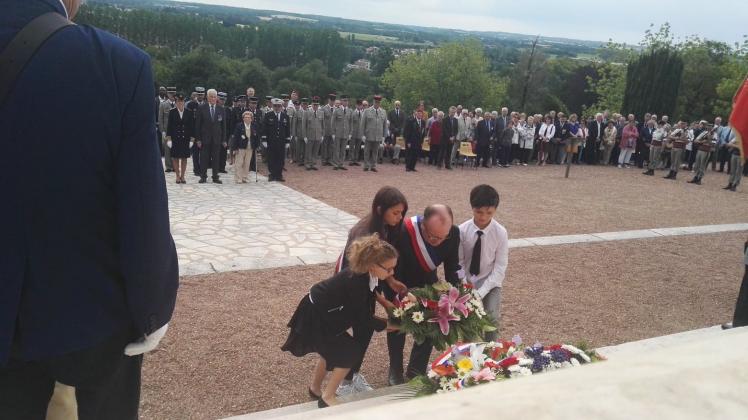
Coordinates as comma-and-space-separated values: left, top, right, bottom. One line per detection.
716, 118, 735, 172
602, 120, 617, 165
638, 119, 655, 168
452, 109, 470, 166
404, 109, 426, 172
618, 120, 639, 168
537, 115, 555, 165
510, 117, 521, 165
230, 111, 259, 183
575, 118, 588, 164
428, 111, 443, 166
474, 112, 494, 168
518, 116, 536, 165
497, 120, 514, 168
166, 93, 195, 184
362, 95, 387, 172
387, 101, 406, 164
586, 113, 605, 164
196, 89, 226, 184
566, 114, 581, 164
439, 106, 458, 170
556, 113, 570, 165
1, 0, 178, 417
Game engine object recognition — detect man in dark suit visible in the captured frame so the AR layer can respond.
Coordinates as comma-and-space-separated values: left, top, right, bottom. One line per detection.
387, 100, 406, 163
196, 89, 227, 184
493, 107, 509, 165
474, 112, 494, 168
384, 205, 460, 385
187, 86, 205, 176
404, 109, 426, 172
261, 98, 291, 182
1, 0, 179, 417
439, 106, 458, 170
586, 113, 605, 164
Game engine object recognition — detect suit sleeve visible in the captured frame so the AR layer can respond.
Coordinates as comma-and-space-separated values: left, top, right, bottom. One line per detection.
117, 55, 179, 336
444, 227, 461, 286
195, 106, 203, 143
166, 110, 174, 138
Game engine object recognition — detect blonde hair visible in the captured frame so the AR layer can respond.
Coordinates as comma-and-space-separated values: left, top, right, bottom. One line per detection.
346, 234, 398, 274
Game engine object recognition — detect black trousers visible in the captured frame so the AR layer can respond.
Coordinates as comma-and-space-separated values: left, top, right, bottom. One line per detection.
476, 143, 490, 167
219, 143, 228, 171
405, 144, 421, 170
386, 332, 432, 379
734, 257, 748, 327
199, 141, 221, 179
345, 325, 375, 380
0, 329, 142, 420
267, 144, 284, 180
191, 143, 201, 175
498, 144, 511, 165
718, 147, 731, 172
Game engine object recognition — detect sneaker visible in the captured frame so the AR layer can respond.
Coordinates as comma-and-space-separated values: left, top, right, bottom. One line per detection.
336, 380, 355, 397
352, 373, 374, 392
617, 164, 622, 168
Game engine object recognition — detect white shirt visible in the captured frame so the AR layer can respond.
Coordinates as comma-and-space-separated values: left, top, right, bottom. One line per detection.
458, 218, 509, 298
368, 273, 379, 292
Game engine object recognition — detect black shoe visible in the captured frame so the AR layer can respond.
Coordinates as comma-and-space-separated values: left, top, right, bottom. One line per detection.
311, 167, 318, 171
388, 368, 405, 386
308, 388, 321, 400
212, 178, 222, 184
278, 178, 286, 182
446, 166, 453, 170
323, 162, 332, 166
730, 185, 737, 191
219, 170, 228, 174
663, 171, 673, 179
364, 167, 369, 172
687, 178, 698, 184
405, 169, 413, 172
371, 168, 378, 172
412, 169, 418, 172
199, 177, 207, 183
333, 167, 340, 170
723, 184, 733, 190
306, 167, 313, 171
317, 398, 329, 409
339, 166, 347, 171
165, 168, 173, 173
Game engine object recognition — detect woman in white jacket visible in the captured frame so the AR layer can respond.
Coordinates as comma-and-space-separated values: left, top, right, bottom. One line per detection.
537, 115, 556, 165
519, 115, 536, 165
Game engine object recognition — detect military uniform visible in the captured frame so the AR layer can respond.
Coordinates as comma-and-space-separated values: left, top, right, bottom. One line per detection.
261, 99, 291, 182
348, 102, 365, 165
361, 98, 387, 171
331, 97, 350, 170
689, 125, 716, 185
664, 127, 686, 179
292, 99, 307, 165
644, 126, 666, 175
158, 87, 176, 171
321, 95, 336, 165
726, 138, 743, 191
304, 99, 325, 170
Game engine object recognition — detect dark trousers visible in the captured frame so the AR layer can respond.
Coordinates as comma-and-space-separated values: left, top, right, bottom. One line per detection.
734, 264, 748, 327
476, 143, 490, 167
345, 325, 375, 380
199, 141, 221, 179
435, 143, 450, 168
405, 144, 421, 170
0, 329, 142, 420
428, 144, 440, 165
510, 144, 519, 163
718, 147, 731, 172
191, 143, 201, 175
386, 332, 433, 379
249, 148, 257, 172
498, 144, 511, 165
219, 144, 228, 171
520, 148, 532, 164
636, 144, 649, 168
267, 144, 284, 180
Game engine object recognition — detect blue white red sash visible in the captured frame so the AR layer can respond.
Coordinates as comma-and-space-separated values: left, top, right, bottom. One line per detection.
404, 215, 440, 272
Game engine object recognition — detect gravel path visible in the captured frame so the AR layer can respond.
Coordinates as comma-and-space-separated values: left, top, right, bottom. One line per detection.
280, 163, 747, 238
139, 231, 747, 420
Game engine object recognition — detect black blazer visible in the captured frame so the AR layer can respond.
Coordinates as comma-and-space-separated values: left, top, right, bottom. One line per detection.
588, 120, 605, 141
166, 108, 194, 142
310, 270, 387, 336
230, 121, 259, 151
404, 116, 425, 147
441, 116, 458, 143
195, 102, 226, 146
393, 220, 460, 290
388, 108, 406, 136
474, 119, 494, 146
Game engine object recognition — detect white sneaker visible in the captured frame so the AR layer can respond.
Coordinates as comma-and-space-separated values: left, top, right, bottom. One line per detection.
617, 164, 622, 168
352, 373, 374, 392
336, 380, 355, 397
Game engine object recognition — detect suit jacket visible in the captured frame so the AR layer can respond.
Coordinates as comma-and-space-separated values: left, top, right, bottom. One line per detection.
262, 110, 291, 148
387, 108, 406, 137
1, 0, 178, 364
403, 116, 426, 147
474, 119, 495, 146
309, 270, 387, 336
392, 219, 461, 289
588, 120, 605, 142
441, 115, 458, 144
231, 121, 259, 150
495, 115, 510, 133
158, 99, 174, 134
349, 107, 365, 139
195, 102, 226, 146
166, 107, 194, 142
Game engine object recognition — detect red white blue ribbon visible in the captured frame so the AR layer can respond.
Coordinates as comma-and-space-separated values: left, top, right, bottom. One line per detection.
404, 215, 438, 272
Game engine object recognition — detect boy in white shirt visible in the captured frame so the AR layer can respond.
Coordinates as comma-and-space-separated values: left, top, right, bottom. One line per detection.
459, 184, 509, 342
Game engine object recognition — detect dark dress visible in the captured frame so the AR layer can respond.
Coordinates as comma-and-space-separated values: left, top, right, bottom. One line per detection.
166, 107, 194, 159
282, 270, 386, 370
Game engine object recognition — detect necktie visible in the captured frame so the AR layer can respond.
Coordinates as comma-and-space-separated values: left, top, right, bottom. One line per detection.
469, 231, 483, 276
210, 105, 215, 120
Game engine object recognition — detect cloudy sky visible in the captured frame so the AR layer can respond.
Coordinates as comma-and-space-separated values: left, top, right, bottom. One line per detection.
179, 0, 746, 45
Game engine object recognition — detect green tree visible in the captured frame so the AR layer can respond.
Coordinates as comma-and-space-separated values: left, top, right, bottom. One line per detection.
622, 48, 684, 119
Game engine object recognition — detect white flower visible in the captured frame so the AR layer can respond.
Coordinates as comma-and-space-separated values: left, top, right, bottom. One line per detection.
562, 344, 592, 363
411, 311, 425, 324
518, 358, 533, 367
570, 358, 581, 367
392, 308, 404, 318
519, 367, 532, 376
403, 301, 416, 311
427, 369, 439, 379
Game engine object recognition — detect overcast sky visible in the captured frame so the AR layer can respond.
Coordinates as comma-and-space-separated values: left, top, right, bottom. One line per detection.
178, 0, 746, 45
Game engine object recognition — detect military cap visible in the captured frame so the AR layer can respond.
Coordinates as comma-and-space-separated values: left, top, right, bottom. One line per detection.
312, 96, 321, 104
355, 99, 363, 105
175, 93, 186, 101
195, 86, 206, 94
373, 95, 383, 101
281, 94, 289, 100
159, 86, 166, 92
340, 94, 349, 100
301, 97, 309, 103
328, 93, 337, 100
248, 96, 259, 103
235, 95, 247, 101
293, 100, 300, 105
265, 95, 273, 101
166, 86, 176, 93
271, 98, 283, 105
217, 92, 227, 100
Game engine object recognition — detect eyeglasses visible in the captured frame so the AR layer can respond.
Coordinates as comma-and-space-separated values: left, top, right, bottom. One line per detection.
422, 224, 450, 242
376, 263, 395, 275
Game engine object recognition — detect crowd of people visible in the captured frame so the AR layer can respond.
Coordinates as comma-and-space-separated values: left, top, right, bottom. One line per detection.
282, 184, 508, 408
156, 86, 746, 191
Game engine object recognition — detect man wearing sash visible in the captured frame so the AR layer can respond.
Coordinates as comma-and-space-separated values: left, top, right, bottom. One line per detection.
385, 205, 461, 385
664, 121, 688, 180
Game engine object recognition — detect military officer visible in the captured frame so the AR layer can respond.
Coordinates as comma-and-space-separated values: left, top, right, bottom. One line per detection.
284, 94, 296, 164
304, 96, 325, 171
262, 95, 273, 114
187, 86, 206, 176
688, 121, 717, 185
261, 98, 291, 182
348, 99, 365, 166
321, 93, 336, 166
331, 96, 350, 171
664, 121, 688, 180
643, 120, 667, 176
217, 92, 231, 173
159, 86, 176, 173
362, 95, 387, 172
291, 98, 307, 166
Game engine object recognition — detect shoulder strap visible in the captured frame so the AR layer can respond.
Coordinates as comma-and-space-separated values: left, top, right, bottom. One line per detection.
0, 12, 74, 106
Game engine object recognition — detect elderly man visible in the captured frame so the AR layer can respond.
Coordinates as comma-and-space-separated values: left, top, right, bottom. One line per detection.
452, 109, 471, 166
1, 0, 178, 418
195, 89, 227, 183
362, 95, 387, 172
586, 113, 605, 164
387, 100, 406, 164
385, 205, 461, 385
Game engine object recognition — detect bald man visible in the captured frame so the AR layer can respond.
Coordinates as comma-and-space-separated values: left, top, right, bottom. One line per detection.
385, 204, 461, 385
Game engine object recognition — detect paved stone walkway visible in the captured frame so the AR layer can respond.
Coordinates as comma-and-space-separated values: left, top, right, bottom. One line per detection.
167, 171, 357, 276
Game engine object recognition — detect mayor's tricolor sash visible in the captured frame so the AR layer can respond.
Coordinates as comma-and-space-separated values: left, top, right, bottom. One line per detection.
404, 215, 442, 273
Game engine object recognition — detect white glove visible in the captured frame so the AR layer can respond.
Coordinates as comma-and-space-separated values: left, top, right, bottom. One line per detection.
124, 323, 168, 356
166, 140, 172, 149
285, 143, 290, 149
348, 135, 352, 140
304, 137, 308, 144
262, 142, 268, 148
162, 132, 166, 138
332, 135, 336, 140
381, 137, 386, 143
362, 135, 367, 141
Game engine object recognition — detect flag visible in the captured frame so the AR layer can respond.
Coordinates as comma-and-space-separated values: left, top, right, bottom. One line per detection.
729, 74, 748, 159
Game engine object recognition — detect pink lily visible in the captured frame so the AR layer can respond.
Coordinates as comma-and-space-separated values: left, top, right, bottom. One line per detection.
428, 305, 460, 335
472, 367, 496, 382
438, 287, 472, 318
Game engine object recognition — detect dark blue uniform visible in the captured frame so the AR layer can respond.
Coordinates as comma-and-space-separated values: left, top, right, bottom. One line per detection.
262, 109, 290, 181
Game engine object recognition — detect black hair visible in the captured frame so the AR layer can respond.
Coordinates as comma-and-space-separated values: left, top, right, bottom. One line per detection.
423, 204, 453, 222
350, 186, 408, 240
470, 184, 500, 209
